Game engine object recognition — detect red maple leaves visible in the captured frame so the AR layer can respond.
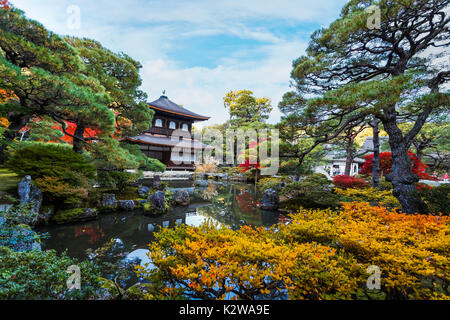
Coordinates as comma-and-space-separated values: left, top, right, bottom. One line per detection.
360, 151, 436, 180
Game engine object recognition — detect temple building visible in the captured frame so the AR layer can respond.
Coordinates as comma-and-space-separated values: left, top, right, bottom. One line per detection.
122, 94, 212, 171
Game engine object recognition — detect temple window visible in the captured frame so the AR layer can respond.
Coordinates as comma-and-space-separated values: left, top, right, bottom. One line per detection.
155, 118, 163, 127
181, 123, 189, 131
169, 121, 176, 129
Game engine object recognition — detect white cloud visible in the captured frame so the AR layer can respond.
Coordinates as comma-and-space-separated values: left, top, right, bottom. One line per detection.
140, 41, 308, 127
10, 0, 347, 126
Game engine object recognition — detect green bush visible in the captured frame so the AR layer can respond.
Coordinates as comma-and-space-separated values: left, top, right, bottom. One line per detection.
0, 246, 102, 299
379, 177, 393, 191
421, 183, 450, 215
280, 173, 340, 209
6, 142, 96, 185
257, 177, 286, 191
97, 170, 139, 190
120, 143, 166, 172
51, 208, 86, 223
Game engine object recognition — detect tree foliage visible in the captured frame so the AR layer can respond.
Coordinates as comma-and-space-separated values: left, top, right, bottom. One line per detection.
280, 0, 450, 213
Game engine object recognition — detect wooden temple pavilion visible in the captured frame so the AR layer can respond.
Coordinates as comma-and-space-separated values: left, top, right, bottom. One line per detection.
122, 94, 212, 171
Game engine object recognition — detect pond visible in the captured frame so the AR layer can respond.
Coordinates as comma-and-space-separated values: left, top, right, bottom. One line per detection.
38, 181, 281, 287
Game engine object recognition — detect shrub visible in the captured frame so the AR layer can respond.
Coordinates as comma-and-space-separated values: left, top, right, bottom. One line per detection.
257, 177, 286, 191
0, 246, 102, 299
135, 221, 361, 300
97, 170, 139, 191
379, 177, 393, 191
420, 183, 450, 215
34, 176, 88, 207
280, 174, 340, 209
137, 202, 450, 300
278, 202, 449, 299
5, 143, 95, 208
335, 187, 401, 209
6, 142, 96, 185
119, 143, 166, 172
333, 175, 369, 189
0, 211, 46, 251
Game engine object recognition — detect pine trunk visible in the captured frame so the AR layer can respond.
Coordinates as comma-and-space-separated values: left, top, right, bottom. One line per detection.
371, 119, 380, 189
382, 117, 428, 214
73, 123, 86, 154
344, 144, 353, 176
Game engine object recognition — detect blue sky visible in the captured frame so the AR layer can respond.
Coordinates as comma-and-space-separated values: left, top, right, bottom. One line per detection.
10, 0, 349, 126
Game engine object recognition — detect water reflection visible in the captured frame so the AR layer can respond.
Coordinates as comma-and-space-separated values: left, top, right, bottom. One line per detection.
39, 182, 280, 262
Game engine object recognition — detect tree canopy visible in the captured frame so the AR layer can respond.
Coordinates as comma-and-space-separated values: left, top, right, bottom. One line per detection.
280, 0, 450, 213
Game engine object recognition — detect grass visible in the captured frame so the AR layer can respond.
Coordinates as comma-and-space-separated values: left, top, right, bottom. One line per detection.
0, 167, 19, 192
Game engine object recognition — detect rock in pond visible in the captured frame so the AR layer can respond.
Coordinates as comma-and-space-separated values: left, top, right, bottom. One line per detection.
147, 191, 166, 213
102, 193, 117, 209
173, 189, 190, 206
261, 188, 279, 210
118, 200, 135, 211
137, 186, 150, 197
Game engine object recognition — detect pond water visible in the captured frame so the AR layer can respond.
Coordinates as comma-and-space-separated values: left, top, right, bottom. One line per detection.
38, 181, 280, 287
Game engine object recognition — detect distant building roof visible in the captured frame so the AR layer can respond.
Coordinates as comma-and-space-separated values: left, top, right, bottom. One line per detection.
122, 134, 213, 150
148, 95, 210, 120
360, 136, 389, 153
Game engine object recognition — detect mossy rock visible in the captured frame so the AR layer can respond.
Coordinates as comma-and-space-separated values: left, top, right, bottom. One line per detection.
123, 283, 155, 300
142, 201, 170, 216
52, 208, 98, 224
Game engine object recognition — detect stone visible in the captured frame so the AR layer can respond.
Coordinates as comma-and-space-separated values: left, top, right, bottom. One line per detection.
118, 200, 135, 211
152, 175, 162, 190
17, 175, 42, 215
53, 208, 98, 224
148, 191, 166, 212
18, 175, 32, 204
135, 199, 147, 207
29, 184, 42, 211
102, 193, 117, 208
137, 185, 150, 197
194, 180, 209, 187
261, 188, 279, 210
173, 189, 190, 206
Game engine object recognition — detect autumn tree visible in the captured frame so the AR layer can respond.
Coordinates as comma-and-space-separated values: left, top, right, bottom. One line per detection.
223, 90, 272, 128
281, 0, 450, 213
63, 37, 153, 153
0, 7, 114, 158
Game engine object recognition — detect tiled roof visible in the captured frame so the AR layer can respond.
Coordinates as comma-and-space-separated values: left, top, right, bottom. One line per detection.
123, 134, 214, 150
148, 95, 210, 120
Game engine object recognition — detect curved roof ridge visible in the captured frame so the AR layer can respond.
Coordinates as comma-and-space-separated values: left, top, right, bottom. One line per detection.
148, 95, 210, 120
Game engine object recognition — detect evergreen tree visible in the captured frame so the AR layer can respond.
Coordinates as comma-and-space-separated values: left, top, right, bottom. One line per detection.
281, 0, 449, 213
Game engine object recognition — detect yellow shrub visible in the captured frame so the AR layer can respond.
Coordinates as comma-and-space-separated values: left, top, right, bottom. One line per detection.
136, 202, 449, 300
335, 187, 401, 208
136, 221, 361, 300
279, 202, 450, 299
